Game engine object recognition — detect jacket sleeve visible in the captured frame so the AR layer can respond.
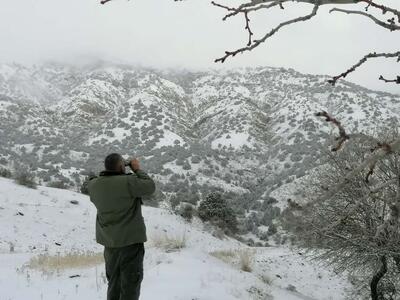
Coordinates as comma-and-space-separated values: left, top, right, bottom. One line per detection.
127, 169, 156, 197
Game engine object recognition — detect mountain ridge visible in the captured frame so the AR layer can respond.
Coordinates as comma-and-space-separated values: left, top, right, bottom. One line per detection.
1, 63, 399, 241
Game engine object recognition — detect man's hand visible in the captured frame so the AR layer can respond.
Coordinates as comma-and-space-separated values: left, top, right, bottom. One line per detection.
130, 158, 140, 172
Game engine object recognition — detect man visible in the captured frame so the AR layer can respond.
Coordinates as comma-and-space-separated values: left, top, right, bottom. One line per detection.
88, 153, 156, 300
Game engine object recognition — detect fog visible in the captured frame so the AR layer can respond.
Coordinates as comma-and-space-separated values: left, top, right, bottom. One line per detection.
0, 0, 399, 93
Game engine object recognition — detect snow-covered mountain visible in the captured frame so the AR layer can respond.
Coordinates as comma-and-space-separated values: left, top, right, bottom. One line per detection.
1, 62, 399, 241
0, 177, 351, 300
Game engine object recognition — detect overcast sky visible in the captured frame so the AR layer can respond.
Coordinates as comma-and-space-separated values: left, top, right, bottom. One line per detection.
0, 0, 399, 94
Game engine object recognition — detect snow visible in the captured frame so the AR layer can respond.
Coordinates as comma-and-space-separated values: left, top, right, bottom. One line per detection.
69, 151, 86, 162
253, 248, 351, 300
159, 78, 186, 98
141, 250, 267, 300
194, 174, 249, 194
11, 144, 35, 155
154, 130, 185, 149
0, 100, 13, 111
192, 84, 219, 107
0, 177, 352, 300
211, 132, 253, 150
0, 64, 17, 78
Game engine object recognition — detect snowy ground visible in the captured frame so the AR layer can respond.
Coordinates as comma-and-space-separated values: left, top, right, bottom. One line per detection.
0, 178, 352, 299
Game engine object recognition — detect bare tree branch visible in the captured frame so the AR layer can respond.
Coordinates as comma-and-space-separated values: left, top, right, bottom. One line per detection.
231, 0, 362, 5
330, 8, 400, 31
100, 0, 399, 86
316, 111, 350, 152
244, 11, 254, 46
328, 51, 400, 85
360, 0, 400, 23
211, 1, 285, 21
210, 0, 399, 84
214, 0, 321, 63
379, 75, 400, 84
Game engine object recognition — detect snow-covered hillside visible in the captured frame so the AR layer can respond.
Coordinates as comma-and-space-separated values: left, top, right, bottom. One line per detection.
0, 178, 352, 300
1, 63, 399, 196
1, 62, 399, 252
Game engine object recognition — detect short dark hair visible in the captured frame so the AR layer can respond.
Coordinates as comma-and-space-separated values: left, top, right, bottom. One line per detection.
105, 153, 123, 171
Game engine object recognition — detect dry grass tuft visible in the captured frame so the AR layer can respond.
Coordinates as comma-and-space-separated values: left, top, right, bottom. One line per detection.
210, 248, 254, 272
209, 249, 237, 264
27, 251, 104, 271
238, 249, 254, 272
150, 232, 187, 252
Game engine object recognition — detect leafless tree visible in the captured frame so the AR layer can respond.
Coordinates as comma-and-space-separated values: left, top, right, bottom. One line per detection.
100, 1, 399, 85
100, 1, 399, 84
208, 0, 399, 85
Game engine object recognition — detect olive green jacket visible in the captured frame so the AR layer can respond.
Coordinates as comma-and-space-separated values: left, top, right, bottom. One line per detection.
88, 169, 156, 248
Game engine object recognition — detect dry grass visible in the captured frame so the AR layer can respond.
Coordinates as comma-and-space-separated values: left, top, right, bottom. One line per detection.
150, 232, 187, 252
238, 249, 254, 272
27, 251, 104, 271
209, 249, 237, 264
210, 248, 254, 272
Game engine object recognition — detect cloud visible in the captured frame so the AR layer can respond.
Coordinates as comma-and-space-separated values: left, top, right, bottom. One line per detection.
0, 0, 398, 94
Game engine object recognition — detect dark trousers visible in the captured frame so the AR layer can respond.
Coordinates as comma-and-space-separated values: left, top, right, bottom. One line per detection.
104, 243, 145, 300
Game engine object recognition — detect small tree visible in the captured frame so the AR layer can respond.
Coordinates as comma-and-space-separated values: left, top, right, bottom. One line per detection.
179, 203, 195, 222
14, 170, 37, 189
198, 192, 238, 233
0, 168, 12, 178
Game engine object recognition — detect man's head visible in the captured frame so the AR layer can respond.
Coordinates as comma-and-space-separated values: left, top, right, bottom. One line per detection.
104, 153, 125, 173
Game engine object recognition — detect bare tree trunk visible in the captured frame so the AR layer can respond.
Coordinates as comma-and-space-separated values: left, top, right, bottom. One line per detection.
370, 256, 387, 300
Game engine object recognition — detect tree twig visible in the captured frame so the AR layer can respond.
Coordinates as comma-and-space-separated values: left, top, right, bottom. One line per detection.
360, 0, 400, 23
211, 1, 285, 21
328, 51, 400, 85
315, 111, 349, 152
379, 75, 400, 84
330, 8, 400, 31
244, 11, 254, 46
214, 0, 321, 63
